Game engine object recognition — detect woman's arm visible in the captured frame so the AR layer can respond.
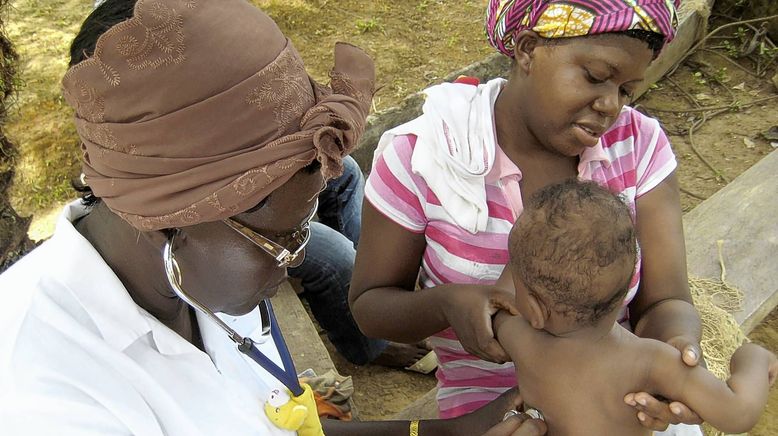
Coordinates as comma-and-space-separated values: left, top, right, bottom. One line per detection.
321, 414, 546, 436
630, 172, 701, 351
349, 202, 517, 362
624, 172, 704, 429
322, 387, 547, 436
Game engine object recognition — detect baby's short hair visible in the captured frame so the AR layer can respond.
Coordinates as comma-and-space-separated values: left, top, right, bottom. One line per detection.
509, 179, 637, 326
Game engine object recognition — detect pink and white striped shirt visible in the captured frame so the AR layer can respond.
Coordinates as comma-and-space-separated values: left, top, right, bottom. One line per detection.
365, 105, 677, 418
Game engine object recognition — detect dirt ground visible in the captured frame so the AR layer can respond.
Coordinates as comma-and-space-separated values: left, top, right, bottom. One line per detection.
4, 0, 777, 434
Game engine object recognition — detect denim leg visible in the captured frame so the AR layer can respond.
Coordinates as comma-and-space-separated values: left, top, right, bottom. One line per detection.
316, 155, 364, 247
287, 221, 387, 365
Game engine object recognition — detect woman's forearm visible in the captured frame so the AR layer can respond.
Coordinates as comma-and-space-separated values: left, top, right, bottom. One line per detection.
632, 298, 701, 344
350, 284, 456, 342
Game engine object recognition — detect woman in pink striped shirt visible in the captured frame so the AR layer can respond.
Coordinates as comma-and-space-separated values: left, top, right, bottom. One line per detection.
350, 1, 705, 434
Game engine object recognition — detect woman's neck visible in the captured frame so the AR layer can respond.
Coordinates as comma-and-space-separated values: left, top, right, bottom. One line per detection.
493, 85, 579, 196
74, 202, 198, 344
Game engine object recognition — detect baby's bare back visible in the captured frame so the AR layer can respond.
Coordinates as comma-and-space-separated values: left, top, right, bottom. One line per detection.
508, 323, 655, 435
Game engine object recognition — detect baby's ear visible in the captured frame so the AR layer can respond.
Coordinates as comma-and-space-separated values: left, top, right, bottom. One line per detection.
526, 293, 548, 330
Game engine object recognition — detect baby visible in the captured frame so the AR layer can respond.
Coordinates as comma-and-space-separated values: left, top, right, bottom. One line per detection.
494, 179, 777, 436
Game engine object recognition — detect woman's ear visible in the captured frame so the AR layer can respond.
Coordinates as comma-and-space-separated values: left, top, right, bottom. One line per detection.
525, 292, 549, 330
512, 30, 541, 75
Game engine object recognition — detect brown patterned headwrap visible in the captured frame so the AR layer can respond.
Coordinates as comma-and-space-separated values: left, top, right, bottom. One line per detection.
62, 0, 374, 231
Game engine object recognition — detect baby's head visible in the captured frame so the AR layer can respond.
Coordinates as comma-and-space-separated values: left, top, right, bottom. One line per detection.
508, 180, 637, 335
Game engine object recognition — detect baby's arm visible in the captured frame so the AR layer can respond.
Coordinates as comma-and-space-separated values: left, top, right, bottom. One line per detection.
647, 341, 777, 434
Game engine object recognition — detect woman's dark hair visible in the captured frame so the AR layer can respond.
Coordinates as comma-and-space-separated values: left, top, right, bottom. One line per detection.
537, 28, 666, 58
619, 29, 665, 57
69, 0, 138, 67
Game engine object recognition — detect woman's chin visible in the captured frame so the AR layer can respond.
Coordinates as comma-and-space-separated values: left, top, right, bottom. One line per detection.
222, 285, 282, 316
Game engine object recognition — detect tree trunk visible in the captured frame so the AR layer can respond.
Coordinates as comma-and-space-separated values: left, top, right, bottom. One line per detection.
0, 195, 34, 271
0, 0, 36, 273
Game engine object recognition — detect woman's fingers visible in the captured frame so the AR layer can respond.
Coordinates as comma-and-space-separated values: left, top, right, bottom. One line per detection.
481, 415, 547, 436
665, 336, 703, 368
462, 318, 510, 363
636, 411, 670, 432
511, 419, 547, 436
490, 293, 520, 315
665, 401, 702, 425
624, 392, 702, 429
449, 287, 514, 363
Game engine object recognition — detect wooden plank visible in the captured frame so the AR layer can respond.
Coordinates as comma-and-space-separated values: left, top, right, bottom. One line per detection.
635, 0, 714, 96
271, 281, 338, 378
684, 150, 778, 335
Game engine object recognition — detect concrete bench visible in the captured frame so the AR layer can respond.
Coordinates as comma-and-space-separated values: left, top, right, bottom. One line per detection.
271, 282, 359, 417
272, 282, 337, 377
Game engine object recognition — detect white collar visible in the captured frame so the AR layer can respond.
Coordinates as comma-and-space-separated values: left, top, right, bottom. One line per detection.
50, 201, 196, 355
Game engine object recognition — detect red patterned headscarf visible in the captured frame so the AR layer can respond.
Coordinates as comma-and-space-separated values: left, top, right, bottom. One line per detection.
485, 0, 680, 57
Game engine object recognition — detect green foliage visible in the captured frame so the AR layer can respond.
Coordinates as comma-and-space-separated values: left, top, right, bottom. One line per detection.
355, 17, 381, 33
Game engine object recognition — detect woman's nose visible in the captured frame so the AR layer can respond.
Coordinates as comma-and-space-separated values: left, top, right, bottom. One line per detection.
592, 87, 623, 118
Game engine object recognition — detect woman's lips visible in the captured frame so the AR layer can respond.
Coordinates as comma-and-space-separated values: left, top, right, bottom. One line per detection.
573, 123, 602, 148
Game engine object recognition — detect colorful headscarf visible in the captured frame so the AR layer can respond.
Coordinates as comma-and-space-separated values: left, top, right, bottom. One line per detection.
62, 0, 374, 231
485, 0, 680, 57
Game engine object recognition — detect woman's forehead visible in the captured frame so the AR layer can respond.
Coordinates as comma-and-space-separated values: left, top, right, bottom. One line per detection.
237, 169, 324, 231
545, 34, 652, 75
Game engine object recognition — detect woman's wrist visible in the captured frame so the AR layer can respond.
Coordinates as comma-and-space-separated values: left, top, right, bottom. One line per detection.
410, 420, 420, 436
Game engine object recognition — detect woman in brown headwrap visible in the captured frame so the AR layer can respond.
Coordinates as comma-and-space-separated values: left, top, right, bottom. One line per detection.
351, 0, 704, 434
0, 0, 546, 435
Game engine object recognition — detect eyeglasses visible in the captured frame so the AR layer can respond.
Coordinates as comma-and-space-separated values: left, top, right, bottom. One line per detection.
222, 199, 318, 268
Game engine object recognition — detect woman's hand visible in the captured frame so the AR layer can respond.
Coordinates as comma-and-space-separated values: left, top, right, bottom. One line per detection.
440, 285, 519, 363
452, 387, 546, 436
624, 335, 703, 430
481, 414, 547, 436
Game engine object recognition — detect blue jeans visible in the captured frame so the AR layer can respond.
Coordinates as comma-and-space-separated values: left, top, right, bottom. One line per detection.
287, 156, 388, 365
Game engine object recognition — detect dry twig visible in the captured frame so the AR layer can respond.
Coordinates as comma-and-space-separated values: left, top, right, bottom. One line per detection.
643, 94, 778, 114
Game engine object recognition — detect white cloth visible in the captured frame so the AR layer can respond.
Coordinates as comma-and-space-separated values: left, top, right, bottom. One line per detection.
0, 201, 294, 436
657, 423, 703, 436
373, 78, 504, 233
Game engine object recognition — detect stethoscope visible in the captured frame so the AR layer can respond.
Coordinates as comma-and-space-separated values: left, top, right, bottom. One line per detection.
163, 231, 304, 397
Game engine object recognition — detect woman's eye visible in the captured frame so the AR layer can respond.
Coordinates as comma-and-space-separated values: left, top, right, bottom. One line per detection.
585, 70, 606, 84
